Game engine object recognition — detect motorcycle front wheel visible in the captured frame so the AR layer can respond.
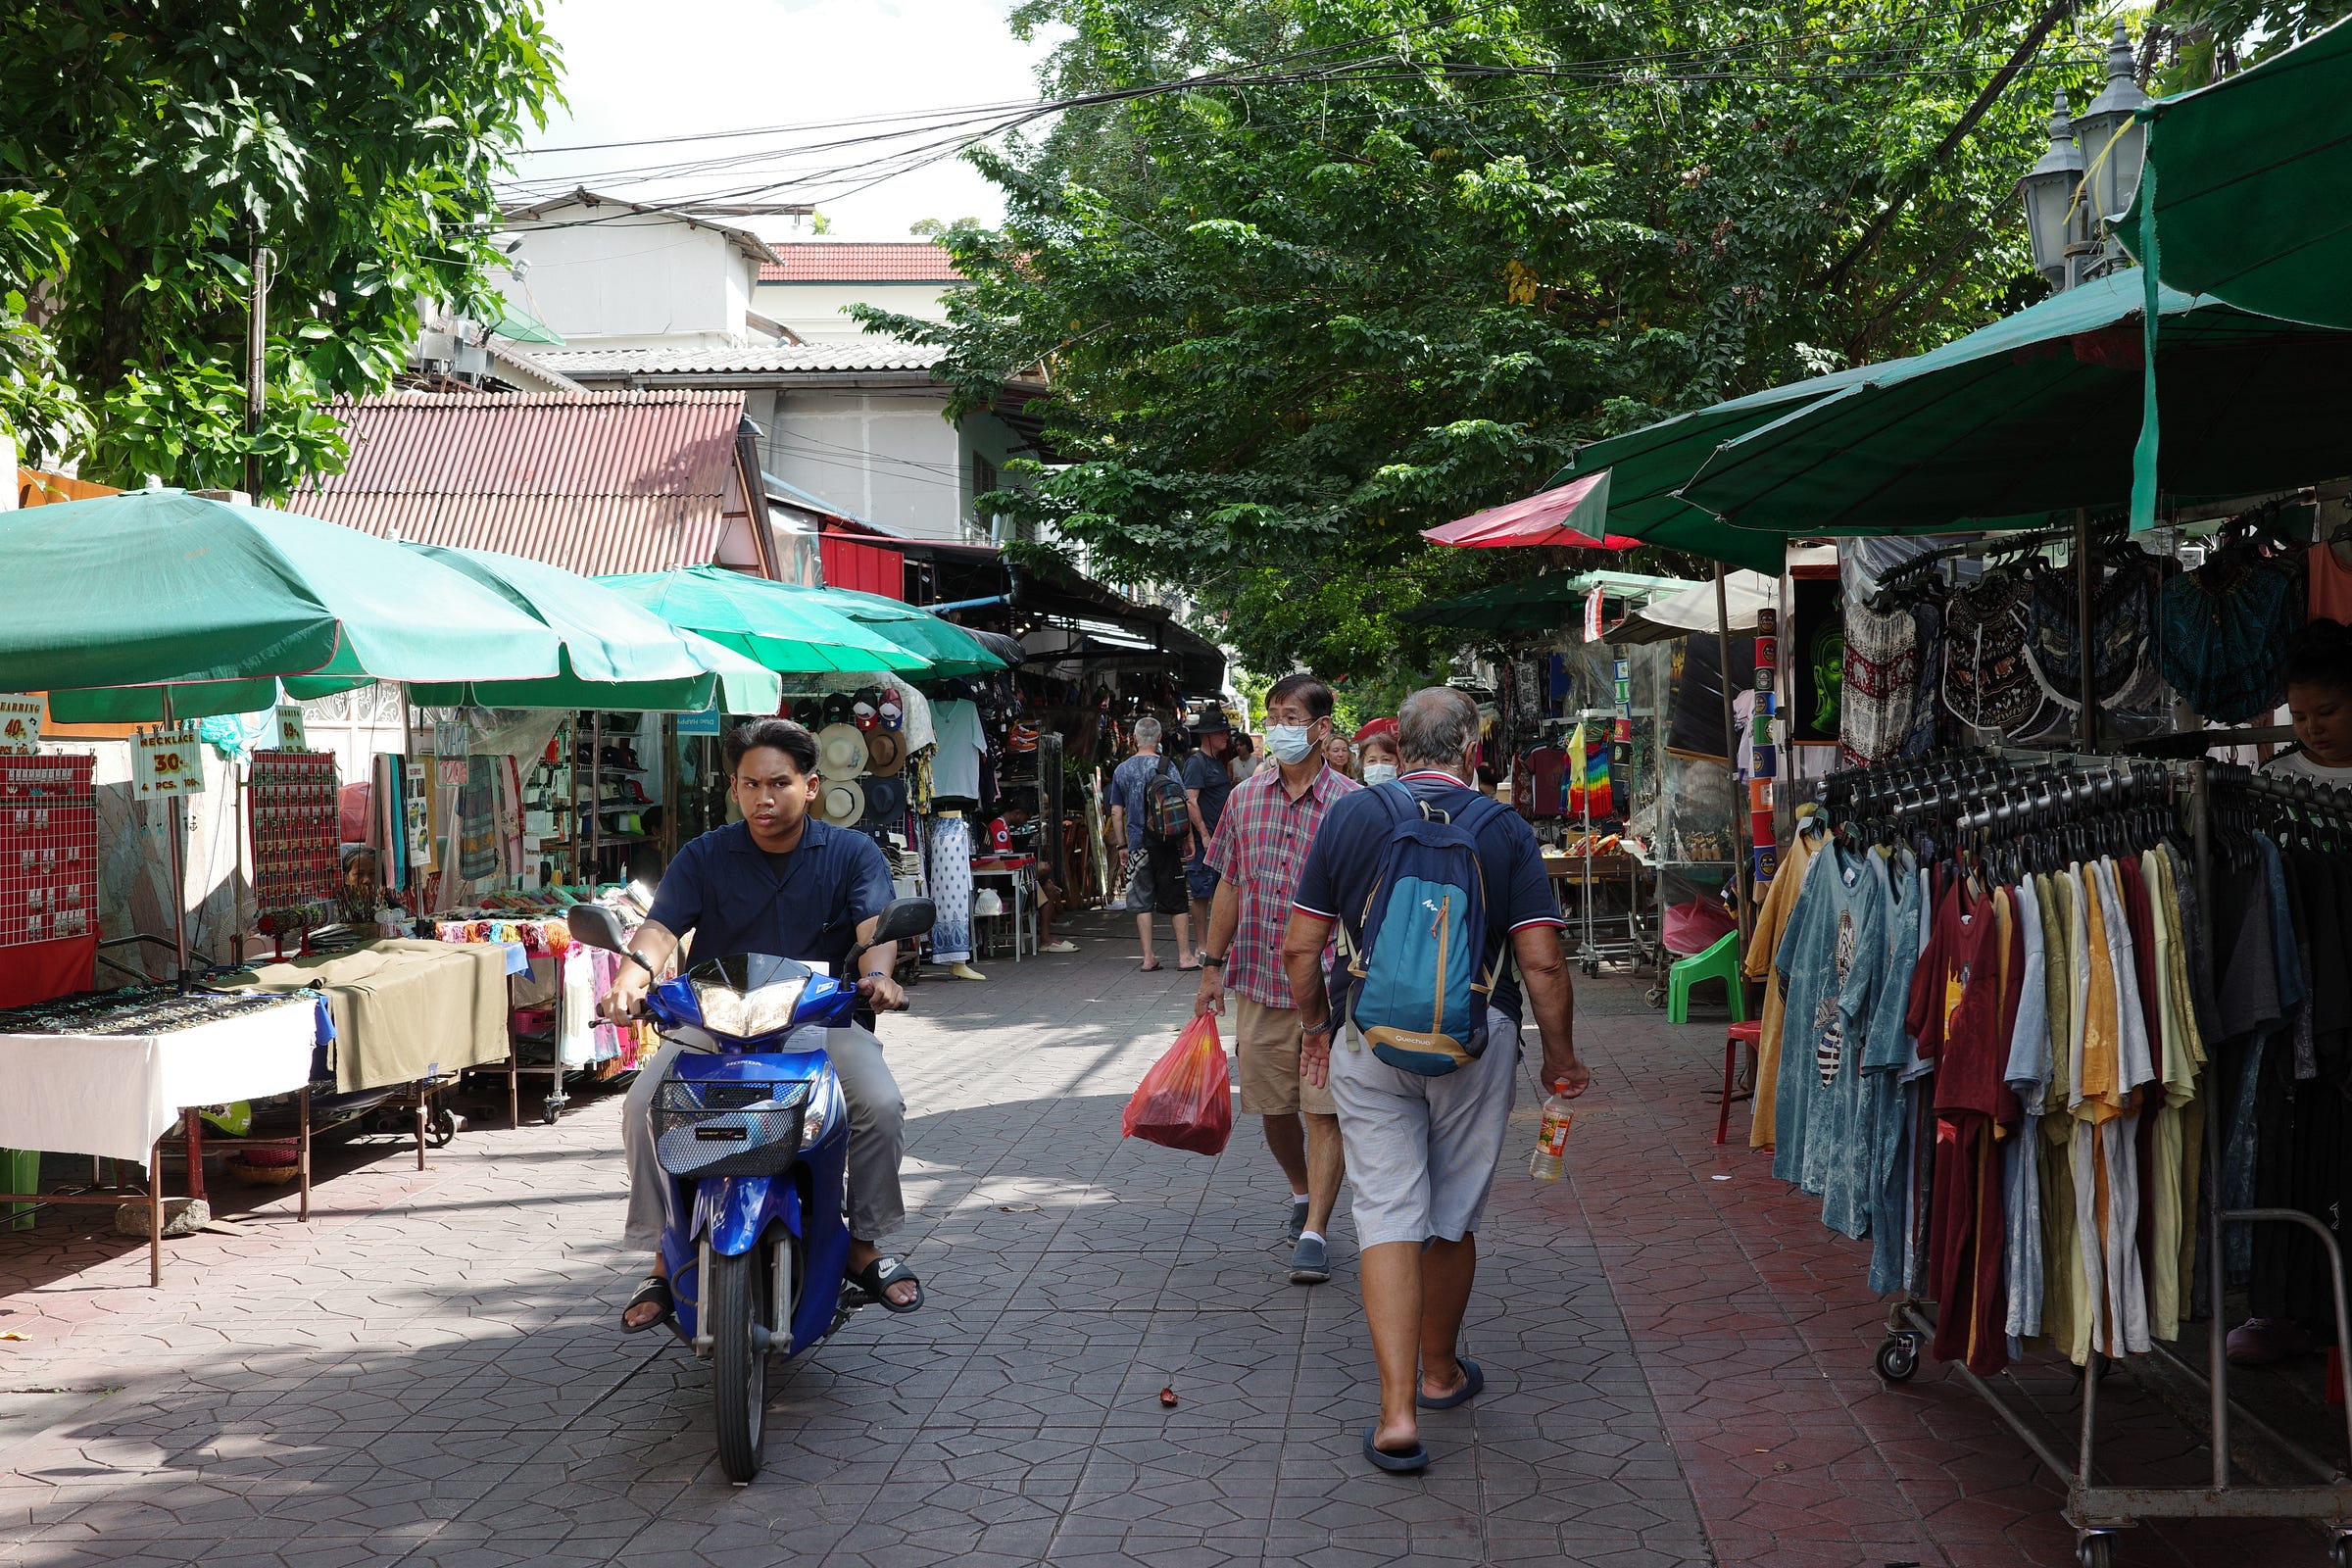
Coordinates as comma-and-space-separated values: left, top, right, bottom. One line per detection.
709, 1249, 768, 1483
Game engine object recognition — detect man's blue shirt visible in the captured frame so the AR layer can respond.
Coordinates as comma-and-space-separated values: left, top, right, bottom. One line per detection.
645, 817, 894, 977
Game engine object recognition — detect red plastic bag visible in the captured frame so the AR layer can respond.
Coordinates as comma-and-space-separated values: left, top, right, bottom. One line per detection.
1120, 1014, 1233, 1155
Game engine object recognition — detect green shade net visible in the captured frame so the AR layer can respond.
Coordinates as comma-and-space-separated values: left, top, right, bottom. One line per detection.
597, 566, 933, 676
807, 586, 1013, 679
6, 489, 563, 714
399, 546, 781, 712
2119, 18, 2352, 330
1677, 268, 2352, 535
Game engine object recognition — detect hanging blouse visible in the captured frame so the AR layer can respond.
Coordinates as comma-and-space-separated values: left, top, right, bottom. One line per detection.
1840, 600, 1920, 767
2024, 557, 2168, 715
1942, 575, 2050, 737
2155, 542, 2300, 723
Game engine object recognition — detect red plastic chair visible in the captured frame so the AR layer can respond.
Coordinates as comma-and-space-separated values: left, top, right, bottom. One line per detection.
1719, 1020, 1762, 1145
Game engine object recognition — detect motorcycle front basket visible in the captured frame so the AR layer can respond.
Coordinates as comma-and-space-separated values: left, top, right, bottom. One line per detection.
650, 1077, 808, 1179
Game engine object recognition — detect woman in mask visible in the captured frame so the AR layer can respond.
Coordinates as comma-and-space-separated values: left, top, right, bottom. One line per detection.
1354, 726, 1400, 787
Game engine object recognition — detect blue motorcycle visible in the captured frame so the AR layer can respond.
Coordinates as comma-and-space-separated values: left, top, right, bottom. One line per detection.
566, 898, 933, 1483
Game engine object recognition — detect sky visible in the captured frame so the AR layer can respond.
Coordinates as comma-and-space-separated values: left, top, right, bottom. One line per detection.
506, 0, 1061, 243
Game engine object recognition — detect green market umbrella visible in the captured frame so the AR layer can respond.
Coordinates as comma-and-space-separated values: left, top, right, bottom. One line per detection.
2119, 17, 2352, 330
1399, 570, 1688, 636
597, 566, 931, 676
398, 546, 781, 713
1676, 269, 2352, 536
9, 491, 563, 720
807, 586, 1013, 679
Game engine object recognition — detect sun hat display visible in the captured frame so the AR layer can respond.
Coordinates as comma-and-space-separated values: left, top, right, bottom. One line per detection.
859, 773, 907, 826
864, 729, 905, 776
815, 723, 869, 779
818, 776, 866, 827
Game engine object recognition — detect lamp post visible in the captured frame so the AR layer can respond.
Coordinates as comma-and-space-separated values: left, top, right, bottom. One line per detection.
2073, 23, 2151, 268
2017, 88, 2088, 292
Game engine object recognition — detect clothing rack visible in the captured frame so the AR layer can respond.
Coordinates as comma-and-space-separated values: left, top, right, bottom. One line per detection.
1811, 750, 2352, 1566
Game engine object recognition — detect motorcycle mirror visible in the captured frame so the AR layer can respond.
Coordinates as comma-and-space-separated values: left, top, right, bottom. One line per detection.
869, 897, 937, 945
565, 904, 630, 953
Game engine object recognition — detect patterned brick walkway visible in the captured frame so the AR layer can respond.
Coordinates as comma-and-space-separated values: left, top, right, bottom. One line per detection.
0, 912, 2331, 1566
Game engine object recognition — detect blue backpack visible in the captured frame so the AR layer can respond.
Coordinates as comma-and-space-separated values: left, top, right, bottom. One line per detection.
1338, 783, 1506, 1076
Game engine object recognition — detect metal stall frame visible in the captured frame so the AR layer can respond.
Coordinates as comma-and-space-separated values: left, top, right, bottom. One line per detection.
1863, 757, 2352, 1568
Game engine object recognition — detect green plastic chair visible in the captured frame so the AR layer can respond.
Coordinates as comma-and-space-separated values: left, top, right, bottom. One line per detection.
1665, 932, 1745, 1024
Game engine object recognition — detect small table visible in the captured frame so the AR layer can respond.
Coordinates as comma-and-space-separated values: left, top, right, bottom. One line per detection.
969, 856, 1038, 961
0, 993, 319, 1285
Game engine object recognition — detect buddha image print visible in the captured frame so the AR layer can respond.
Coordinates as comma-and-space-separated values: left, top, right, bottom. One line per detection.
1816, 906, 1858, 1086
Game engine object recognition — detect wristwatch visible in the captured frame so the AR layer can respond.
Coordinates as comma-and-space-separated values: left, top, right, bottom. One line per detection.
1201, 954, 1226, 967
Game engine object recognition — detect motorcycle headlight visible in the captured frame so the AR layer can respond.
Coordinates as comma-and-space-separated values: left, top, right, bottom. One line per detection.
693, 975, 808, 1039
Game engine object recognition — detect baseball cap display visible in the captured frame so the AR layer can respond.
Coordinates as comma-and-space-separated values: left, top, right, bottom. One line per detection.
878, 687, 904, 730
852, 686, 883, 731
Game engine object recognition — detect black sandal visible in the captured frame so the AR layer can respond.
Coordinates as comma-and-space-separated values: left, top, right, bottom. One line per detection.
849, 1256, 924, 1314
620, 1274, 673, 1334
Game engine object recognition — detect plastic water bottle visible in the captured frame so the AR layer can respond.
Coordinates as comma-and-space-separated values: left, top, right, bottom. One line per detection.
1530, 1081, 1576, 1181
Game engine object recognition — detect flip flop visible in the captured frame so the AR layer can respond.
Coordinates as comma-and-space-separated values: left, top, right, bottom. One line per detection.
1417, 1356, 1484, 1409
1139, 961, 1163, 972
849, 1256, 924, 1314
1361, 1426, 1430, 1473
620, 1274, 673, 1334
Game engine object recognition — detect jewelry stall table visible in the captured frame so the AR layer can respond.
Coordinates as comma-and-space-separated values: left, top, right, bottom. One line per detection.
0, 990, 319, 1285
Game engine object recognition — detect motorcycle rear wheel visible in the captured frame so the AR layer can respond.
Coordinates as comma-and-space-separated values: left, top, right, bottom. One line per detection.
709, 1250, 768, 1483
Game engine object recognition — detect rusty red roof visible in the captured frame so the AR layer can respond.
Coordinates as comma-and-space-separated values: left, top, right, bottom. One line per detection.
291, 391, 760, 578
759, 242, 966, 283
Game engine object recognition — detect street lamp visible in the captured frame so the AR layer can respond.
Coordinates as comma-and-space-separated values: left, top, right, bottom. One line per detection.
2017, 88, 2087, 291
2073, 23, 2150, 253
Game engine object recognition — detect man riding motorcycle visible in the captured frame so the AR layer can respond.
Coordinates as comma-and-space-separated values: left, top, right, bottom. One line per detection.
599, 716, 923, 1329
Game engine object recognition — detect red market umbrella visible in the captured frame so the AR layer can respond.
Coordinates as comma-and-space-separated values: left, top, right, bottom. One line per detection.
1420, 471, 1636, 550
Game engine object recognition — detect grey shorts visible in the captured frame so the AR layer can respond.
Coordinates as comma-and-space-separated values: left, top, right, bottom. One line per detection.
1125, 841, 1187, 915
1327, 1008, 1521, 1250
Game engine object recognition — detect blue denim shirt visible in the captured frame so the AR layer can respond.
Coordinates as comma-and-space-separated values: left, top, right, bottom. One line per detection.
645, 818, 893, 977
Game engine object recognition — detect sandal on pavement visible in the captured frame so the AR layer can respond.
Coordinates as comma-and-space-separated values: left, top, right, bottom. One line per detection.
1041, 941, 1078, 955
849, 1256, 925, 1314
1417, 1356, 1484, 1409
620, 1274, 673, 1334
1361, 1426, 1430, 1473
1138, 960, 1163, 972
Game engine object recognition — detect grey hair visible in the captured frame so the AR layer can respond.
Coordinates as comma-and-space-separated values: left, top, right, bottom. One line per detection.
1396, 688, 1479, 770
1132, 715, 1163, 746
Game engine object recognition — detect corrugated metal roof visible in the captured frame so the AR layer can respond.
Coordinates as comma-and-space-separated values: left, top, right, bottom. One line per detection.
289, 391, 754, 578
539, 342, 938, 377
759, 242, 965, 283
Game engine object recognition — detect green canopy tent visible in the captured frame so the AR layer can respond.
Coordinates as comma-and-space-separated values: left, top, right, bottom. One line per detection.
396, 546, 781, 713
784, 586, 1012, 680
2119, 17, 2352, 331
1399, 570, 1689, 636
1674, 268, 2352, 536
10, 493, 563, 722
596, 566, 933, 676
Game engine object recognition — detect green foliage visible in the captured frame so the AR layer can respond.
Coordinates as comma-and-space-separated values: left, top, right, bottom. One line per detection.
0, 1, 562, 491
0, 192, 86, 456
2151, 0, 2352, 88
866, 0, 2096, 680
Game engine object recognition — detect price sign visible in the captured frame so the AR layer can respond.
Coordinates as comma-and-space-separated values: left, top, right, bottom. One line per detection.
273, 705, 308, 752
0, 698, 41, 756
134, 723, 206, 798
433, 720, 468, 760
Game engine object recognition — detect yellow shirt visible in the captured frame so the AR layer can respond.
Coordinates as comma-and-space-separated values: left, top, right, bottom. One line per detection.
1744, 821, 1824, 1151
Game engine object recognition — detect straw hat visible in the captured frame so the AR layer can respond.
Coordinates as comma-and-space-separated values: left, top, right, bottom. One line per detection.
814, 722, 868, 779
863, 728, 905, 776
817, 776, 866, 827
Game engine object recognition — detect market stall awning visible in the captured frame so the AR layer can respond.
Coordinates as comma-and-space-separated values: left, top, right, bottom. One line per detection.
1420, 472, 1638, 550
9, 491, 564, 721
1676, 268, 2352, 535
1398, 570, 1690, 636
798, 585, 1014, 680
597, 565, 931, 675
2119, 17, 2352, 330
1605, 570, 1779, 647
397, 546, 782, 712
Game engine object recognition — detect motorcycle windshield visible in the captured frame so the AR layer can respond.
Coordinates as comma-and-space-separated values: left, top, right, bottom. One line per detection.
688, 953, 812, 1040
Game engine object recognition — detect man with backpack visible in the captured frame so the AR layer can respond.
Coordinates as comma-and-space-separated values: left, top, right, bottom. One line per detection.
1284, 686, 1590, 1474
1107, 715, 1197, 972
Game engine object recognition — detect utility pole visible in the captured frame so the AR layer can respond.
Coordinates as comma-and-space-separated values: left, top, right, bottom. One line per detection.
243, 238, 272, 500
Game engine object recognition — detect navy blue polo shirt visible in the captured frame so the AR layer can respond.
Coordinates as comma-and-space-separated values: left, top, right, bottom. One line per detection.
645, 818, 894, 978
1292, 770, 1563, 1023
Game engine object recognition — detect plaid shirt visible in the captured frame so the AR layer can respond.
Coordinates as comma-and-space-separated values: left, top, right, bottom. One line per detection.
1204, 762, 1359, 1008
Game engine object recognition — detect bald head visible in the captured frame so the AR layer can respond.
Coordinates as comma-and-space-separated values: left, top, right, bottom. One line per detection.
1397, 687, 1480, 777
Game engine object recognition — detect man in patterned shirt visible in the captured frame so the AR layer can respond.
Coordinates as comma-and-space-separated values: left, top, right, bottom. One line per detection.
1194, 673, 1358, 1284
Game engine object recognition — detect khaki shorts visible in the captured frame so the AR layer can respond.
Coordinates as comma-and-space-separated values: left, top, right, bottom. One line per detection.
1232, 995, 1338, 1117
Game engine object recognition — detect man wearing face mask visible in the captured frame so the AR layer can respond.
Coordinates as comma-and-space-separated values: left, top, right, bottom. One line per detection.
1195, 674, 1359, 1283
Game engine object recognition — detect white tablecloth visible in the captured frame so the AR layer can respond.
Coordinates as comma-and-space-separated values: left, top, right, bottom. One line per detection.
0, 999, 318, 1164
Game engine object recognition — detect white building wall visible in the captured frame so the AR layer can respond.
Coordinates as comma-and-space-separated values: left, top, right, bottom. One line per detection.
762, 389, 967, 542
500, 207, 761, 350
754, 280, 962, 344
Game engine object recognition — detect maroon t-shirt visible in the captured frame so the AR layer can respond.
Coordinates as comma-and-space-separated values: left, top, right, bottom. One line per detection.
1909, 880, 2008, 1117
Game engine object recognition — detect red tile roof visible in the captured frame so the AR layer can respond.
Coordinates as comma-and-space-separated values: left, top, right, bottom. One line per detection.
290, 391, 757, 578
759, 242, 966, 283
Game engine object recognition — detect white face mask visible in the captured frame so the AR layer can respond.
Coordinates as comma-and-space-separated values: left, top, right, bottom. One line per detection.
1360, 762, 1398, 786
1264, 723, 1315, 765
